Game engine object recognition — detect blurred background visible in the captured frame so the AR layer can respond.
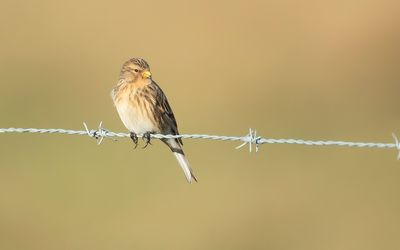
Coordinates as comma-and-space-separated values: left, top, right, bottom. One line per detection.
0, 0, 400, 249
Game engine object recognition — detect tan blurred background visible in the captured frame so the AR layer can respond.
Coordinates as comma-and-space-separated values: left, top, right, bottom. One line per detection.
0, 0, 400, 249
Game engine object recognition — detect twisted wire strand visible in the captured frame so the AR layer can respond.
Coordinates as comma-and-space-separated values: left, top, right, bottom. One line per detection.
0, 123, 399, 157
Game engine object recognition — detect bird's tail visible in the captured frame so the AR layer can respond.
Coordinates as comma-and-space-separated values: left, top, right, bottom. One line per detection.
173, 152, 197, 183
163, 138, 197, 183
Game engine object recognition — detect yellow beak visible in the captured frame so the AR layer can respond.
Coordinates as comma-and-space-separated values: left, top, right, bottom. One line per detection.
142, 70, 152, 79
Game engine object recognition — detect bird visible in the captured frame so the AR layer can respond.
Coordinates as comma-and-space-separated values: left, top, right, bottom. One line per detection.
111, 58, 197, 183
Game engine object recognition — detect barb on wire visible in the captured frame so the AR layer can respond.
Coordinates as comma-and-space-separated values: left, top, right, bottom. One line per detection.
392, 133, 400, 160
83, 121, 111, 145
0, 122, 399, 159
235, 128, 261, 152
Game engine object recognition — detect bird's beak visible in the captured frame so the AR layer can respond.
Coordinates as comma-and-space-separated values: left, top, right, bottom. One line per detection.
142, 70, 152, 79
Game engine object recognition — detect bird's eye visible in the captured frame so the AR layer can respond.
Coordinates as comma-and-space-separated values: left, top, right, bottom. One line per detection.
134, 69, 139, 72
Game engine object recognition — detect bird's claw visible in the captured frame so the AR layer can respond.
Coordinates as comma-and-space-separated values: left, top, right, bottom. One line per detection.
142, 132, 152, 149
130, 132, 138, 149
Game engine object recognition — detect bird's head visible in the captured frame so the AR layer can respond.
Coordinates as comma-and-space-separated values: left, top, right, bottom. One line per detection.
119, 58, 152, 83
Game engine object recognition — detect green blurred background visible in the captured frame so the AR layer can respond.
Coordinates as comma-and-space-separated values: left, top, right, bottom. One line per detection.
1, 0, 400, 249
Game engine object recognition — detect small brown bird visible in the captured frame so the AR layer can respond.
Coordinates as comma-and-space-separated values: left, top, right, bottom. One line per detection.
111, 58, 197, 183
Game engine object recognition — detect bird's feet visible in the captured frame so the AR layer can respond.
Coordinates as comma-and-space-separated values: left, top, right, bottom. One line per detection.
142, 132, 153, 148
130, 132, 138, 149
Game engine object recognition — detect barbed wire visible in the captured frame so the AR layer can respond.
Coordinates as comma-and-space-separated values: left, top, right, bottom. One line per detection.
0, 122, 399, 159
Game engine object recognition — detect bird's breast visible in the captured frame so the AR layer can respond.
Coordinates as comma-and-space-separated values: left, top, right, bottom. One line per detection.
113, 86, 158, 134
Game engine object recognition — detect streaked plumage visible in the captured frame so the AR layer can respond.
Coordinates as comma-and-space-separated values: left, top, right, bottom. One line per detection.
111, 58, 197, 183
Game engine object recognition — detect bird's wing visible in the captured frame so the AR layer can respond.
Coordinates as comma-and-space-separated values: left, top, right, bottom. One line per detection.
150, 81, 183, 145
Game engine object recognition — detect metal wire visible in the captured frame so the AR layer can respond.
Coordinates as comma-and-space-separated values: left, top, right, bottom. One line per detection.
0, 122, 399, 158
